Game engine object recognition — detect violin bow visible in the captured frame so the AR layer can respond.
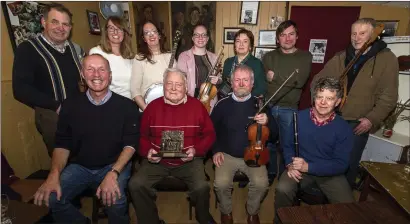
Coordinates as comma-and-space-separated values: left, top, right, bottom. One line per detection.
339, 23, 385, 109
257, 69, 299, 114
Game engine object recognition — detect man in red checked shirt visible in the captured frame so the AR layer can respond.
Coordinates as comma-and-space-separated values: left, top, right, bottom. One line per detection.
274, 77, 354, 224
128, 68, 216, 224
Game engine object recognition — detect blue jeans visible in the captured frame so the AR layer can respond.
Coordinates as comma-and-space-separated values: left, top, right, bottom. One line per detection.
49, 163, 131, 224
267, 106, 296, 178
345, 121, 369, 188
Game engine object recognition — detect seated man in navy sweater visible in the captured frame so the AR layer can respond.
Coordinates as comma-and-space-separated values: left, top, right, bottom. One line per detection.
274, 77, 354, 223
33, 54, 140, 224
211, 64, 278, 224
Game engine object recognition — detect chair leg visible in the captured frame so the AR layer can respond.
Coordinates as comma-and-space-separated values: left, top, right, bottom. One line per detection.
188, 197, 192, 220
92, 195, 99, 224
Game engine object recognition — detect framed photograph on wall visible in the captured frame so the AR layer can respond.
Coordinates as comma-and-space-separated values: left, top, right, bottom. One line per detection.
1, 1, 47, 52
86, 10, 101, 35
224, 27, 241, 44
377, 20, 399, 37
270, 16, 285, 30
254, 47, 276, 60
259, 30, 276, 46
239, 1, 259, 25
171, 2, 217, 56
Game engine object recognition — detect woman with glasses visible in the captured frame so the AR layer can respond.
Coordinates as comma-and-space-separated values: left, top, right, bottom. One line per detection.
177, 24, 219, 110
130, 21, 174, 111
219, 29, 266, 98
89, 16, 134, 99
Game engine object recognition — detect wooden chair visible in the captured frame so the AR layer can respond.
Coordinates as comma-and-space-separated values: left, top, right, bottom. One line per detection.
294, 186, 329, 206
154, 176, 195, 220
10, 179, 44, 203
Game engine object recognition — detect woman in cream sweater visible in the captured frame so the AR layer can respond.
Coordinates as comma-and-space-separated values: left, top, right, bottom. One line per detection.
89, 16, 135, 99
130, 21, 175, 111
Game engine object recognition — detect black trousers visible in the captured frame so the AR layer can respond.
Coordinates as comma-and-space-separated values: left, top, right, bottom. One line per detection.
34, 107, 58, 157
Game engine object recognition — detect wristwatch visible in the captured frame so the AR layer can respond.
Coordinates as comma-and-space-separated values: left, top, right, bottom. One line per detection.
110, 168, 120, 177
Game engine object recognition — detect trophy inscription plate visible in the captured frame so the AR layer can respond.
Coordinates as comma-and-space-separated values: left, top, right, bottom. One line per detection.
152, 130, 187, 158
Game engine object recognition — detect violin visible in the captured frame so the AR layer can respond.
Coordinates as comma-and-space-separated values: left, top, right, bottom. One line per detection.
197, 47, 224, 113
244, 97, 270, 167
243, 69, 299, 167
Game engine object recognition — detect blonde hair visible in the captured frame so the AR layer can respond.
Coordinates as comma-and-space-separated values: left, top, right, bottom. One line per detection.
100, 16, 135, 59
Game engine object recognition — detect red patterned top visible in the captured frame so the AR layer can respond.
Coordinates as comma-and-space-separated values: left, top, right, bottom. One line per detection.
310, 108, 336, 127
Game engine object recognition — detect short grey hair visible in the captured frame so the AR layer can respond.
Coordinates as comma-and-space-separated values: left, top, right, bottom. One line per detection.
163, 68, 187, 85
310, 77, 342, 101
231, 64, 254, 85
352, 18, 376, 29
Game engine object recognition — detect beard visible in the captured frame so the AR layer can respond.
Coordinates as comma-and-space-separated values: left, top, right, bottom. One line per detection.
234, 88, 251, 98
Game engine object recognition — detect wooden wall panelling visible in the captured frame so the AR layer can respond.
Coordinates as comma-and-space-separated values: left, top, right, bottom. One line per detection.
214, 1, 223, 55
216, 2, 287, 60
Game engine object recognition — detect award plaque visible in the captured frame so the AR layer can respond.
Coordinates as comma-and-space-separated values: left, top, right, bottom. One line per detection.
152, 130, 187, 158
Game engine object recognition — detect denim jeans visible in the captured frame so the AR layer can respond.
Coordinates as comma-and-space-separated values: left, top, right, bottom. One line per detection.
267, 106, 296, 178
49, 163, 131, 224
345, 121, 370, 188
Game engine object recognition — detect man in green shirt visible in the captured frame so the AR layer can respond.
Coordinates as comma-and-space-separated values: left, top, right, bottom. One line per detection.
262, 20, 312, 184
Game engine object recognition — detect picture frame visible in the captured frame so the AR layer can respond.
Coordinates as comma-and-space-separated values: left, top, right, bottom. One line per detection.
259, 30, 276, 46
254, 47, 276, 60
377, 20, 399, 37
86, 10, 101, 35
239, 1, 259, 25
270, 16, 285, 30
171, 2, 217, 54
224, 27, 241, 44
1, 1, 47, 52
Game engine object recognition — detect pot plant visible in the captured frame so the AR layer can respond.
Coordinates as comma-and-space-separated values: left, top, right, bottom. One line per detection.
382, 98, 410, 138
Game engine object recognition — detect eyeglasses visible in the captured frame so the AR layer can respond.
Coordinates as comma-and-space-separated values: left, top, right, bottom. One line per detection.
193, 33, 208, 39
143, 30, 159, 36
315, 95, 336, 102
107, 26, 124, 34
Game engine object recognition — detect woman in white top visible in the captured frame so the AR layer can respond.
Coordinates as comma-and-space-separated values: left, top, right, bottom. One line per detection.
130, 21, 175, 111
89, 16, 134, 99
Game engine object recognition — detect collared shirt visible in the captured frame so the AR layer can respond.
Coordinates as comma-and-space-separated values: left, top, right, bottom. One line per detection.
164, 95, 188, 105
86, 90, 113, 106
232, 93, 252, 102
309, 108, 336, 126
40, 33, 69, 53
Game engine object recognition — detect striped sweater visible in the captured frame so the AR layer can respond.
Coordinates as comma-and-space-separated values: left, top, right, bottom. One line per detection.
139, 96, 216, 166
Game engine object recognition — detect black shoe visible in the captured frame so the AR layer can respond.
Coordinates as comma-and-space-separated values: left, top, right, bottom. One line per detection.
208, 215, 217, 224
268, 173, 276, 186
238, 181, 249, 188
159, 219, 166, 224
